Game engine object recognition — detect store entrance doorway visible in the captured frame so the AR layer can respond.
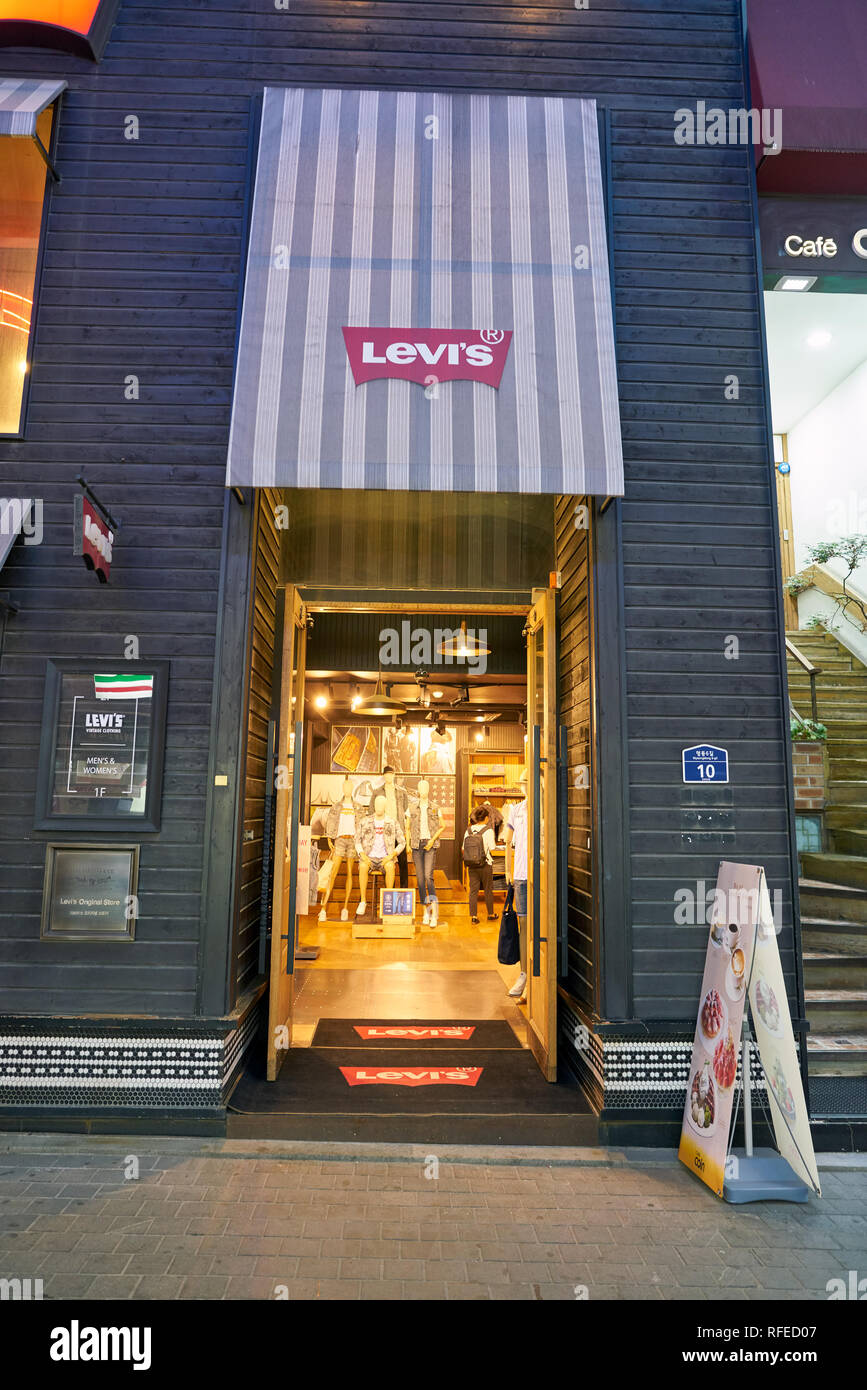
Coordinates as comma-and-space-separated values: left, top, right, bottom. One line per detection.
263, 590, 561, 1084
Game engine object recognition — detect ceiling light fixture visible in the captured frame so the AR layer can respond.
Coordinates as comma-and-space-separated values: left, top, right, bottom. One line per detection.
437, 621, 491, 661
353, 672, 407, 718
314, 693, 328, 710
774, 274, 816, 292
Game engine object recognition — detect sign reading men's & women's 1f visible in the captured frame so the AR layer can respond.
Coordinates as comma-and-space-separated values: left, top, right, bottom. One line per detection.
678, 861, 820, 1199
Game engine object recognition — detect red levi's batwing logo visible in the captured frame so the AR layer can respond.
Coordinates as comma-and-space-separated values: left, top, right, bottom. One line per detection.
342, 328, 512, 387
353, 1026, 475, 1040
340, 1066, 483, 1088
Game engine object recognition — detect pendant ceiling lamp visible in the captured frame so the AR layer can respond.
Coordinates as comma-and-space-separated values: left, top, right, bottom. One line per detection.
353, 672, 406, 718
437, 621, 491, 661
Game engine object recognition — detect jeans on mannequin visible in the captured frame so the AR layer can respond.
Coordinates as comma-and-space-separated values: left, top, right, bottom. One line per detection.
397, 847, 408, 889
412, 847, 438, 904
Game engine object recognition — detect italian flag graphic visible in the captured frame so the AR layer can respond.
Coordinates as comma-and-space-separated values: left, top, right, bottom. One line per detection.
94, 673, 154, 700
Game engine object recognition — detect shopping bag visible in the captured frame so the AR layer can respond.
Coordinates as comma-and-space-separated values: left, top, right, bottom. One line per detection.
497, 884, 521, 966
316, 857, 333, 893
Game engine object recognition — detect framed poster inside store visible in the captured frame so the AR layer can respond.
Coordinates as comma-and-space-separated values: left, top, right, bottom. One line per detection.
40, 843, 139, 942
33, 660, 168, 832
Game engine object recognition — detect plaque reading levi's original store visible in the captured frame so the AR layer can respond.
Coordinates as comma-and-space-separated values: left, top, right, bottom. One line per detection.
40, 843, 139, 942
34, 661, 168, 832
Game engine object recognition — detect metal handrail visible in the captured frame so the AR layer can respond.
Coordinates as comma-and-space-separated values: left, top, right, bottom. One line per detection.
785, 636, 821, 722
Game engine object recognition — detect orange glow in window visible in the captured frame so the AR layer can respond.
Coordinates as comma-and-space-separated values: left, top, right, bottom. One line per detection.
0, 3, 101, 36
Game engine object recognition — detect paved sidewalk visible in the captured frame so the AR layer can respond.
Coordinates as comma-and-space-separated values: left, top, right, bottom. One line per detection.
0, 1137, 864, 1300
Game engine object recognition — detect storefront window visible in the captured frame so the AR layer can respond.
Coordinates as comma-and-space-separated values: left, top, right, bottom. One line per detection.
0, 103, 53, 435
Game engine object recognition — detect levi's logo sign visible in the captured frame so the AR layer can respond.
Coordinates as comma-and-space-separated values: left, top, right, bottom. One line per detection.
353, 1026, 475, 1040
340, 1067, 483, 1088
342, 328, 512, 387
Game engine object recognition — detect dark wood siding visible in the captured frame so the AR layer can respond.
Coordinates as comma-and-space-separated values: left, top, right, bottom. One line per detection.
233, 488, 281, 999
555, 497, 594, 1013
0, 0, 796, 1029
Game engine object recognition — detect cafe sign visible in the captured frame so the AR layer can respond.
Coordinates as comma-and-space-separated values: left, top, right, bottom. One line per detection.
760, 196, 867, 277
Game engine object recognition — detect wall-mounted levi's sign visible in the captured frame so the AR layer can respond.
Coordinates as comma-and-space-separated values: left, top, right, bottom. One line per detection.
340, 1066, 483, 1087
353, 1025, 475, 1040
342, 328, 512, 388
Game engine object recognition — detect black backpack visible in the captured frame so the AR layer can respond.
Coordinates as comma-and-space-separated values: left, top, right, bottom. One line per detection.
462, 829, 486, 867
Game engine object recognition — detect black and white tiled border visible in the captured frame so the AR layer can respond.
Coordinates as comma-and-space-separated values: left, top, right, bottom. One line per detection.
560, 1001, 777, 1111
0, 1000, 263, 1109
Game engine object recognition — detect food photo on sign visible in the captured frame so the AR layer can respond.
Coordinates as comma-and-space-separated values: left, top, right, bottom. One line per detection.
679, 862, 822, 1203
678, 862, 759, 1198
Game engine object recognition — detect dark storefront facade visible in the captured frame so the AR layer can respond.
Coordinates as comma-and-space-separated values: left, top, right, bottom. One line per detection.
0, 1, 808, 1143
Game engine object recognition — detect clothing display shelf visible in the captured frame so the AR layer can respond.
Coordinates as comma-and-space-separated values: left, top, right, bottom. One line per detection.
464, 749, 524, 895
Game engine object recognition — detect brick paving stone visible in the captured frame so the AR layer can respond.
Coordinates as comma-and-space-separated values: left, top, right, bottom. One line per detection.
508, 1261, 555, 1282
223, 1276, 281, 1300
34, 1251, 91, 1274
293, 1278, 362, 1300
177, 1276, 231, 1300
361, 1279, 404, 1299
381, 1258, 425, 1280
113, 1234, 163, 1254
357, 1240, 395, 1258
444, 1281, 490, 1299
321, 1237, 361, 1257
42, 1273, 97, 1298
343, 1220, 381, 1238
166, 1255, 210, 1276
207, 1255, 262, 1277
276, 1237, 321, 1258
86, 1275, 144, 1299
131, 1276, 188, 1299
395, 1279, 445, 1299
338, 1256, 383, 1280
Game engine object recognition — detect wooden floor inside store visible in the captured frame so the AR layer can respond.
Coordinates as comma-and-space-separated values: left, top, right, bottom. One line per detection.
293, 867, 526, 1046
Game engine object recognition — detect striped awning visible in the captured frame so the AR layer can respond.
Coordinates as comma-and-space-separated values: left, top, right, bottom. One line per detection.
226, 86, 623, 495
0, 78, 66, 137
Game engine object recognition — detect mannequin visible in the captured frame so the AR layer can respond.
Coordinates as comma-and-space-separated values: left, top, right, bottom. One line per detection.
408, 778, 445, 926
355, 792, 406, 915
371, 765, 411, 888
319, 776, 358, 922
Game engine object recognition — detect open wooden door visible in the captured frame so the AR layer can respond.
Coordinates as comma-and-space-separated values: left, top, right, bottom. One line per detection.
266, 586, 307, 1080
525, 586, 559, 1081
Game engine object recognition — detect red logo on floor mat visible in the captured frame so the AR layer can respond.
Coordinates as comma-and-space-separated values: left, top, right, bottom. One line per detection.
340, 1067, 483, 1088
353, 1026, 476, 1040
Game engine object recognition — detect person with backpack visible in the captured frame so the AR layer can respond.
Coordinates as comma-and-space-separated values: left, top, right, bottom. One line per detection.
462, 806, 496, 923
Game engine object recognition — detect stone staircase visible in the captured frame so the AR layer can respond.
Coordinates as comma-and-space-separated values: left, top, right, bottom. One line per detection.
787, 629, 867, 1106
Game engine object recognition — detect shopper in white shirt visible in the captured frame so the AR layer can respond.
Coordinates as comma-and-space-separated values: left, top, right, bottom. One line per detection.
462, 807, 497, 924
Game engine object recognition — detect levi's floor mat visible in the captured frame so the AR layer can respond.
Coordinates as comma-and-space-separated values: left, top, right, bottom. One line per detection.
228, 1047, 594, 1117
310, 1018, 522, 1049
